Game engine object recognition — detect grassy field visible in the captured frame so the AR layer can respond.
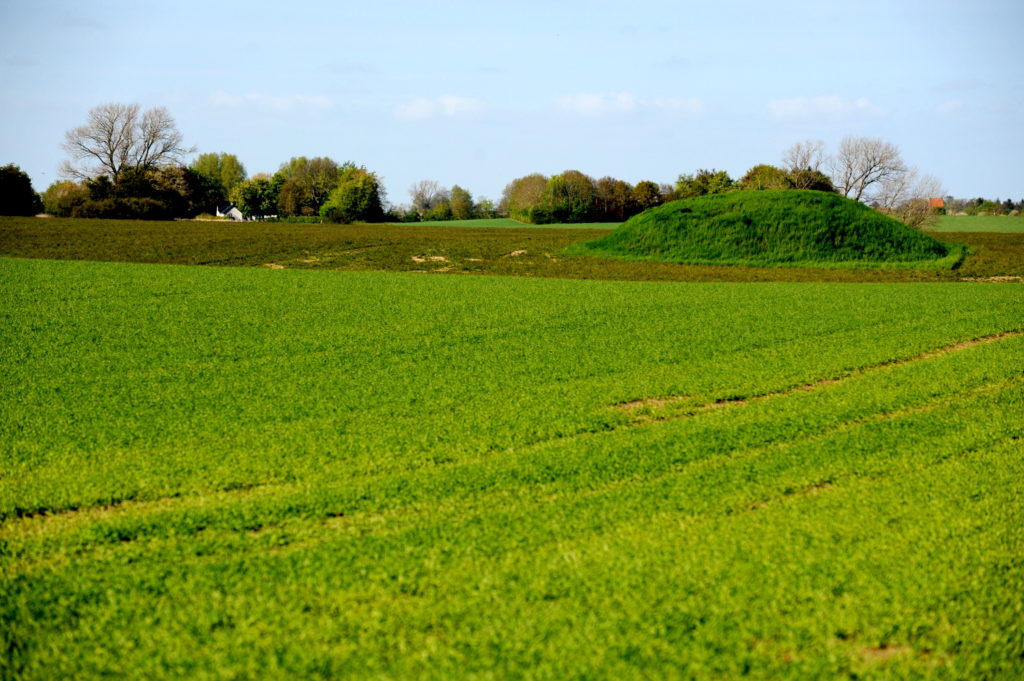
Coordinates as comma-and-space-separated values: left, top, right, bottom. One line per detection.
2, 216, 1023, 281
2, 255, 1023, 679
931, 215, 1024, 232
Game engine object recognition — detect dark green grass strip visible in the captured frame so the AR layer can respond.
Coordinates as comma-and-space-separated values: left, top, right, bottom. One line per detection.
3, 216, 1023, 281
393, 218, 620, 229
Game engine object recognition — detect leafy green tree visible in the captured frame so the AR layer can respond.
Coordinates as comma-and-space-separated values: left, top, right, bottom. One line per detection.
70, 165, 174, 219
190, 153, 247, 199
230, 174, 279, 218
84, 175, 114, 200
320, 165, 385, 223
276, 181, 304, 217
424, 201, 453, 221
42, 180, 89, 216
0, 164, 43, 215
473, 198, 497, 219
64, 164, 214, 219
151, 165, 214, 217
449, 185, 474, 220
975, 200, 1004, 215
675, 169, 734, 198
632, 180, 663, 212
109, 166, 157, 199
544, 170, 596, 222
501, 173, 548, 223
594, 176, 636, 221
739, 164, 793, 191
275, 156, 339, 216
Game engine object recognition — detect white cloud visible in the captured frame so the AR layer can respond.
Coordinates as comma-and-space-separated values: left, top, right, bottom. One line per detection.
395, 95, 483, 121
210, 91, 244, 108
937, 99, 965, 116
647, 96, 705, 114
768, 96, 882, 118
554, 92, 704, 116
210, 91, 333, 114
555, 92, 637, 116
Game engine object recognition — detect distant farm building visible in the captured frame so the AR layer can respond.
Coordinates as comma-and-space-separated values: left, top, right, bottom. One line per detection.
216, 202, 244, 221
929, 197, 945, 209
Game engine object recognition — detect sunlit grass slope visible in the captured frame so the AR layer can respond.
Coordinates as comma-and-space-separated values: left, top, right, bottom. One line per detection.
571, 190, 962, 268
2, 258, 1023, 680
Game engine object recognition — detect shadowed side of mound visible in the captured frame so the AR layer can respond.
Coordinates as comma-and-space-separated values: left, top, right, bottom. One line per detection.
567, 190, 965, 270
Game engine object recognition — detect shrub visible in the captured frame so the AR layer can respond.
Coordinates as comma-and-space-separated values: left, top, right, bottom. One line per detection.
789, 169, 836, 192
43, 180, 89, 217
318, 168, 385, 223
0, 164, 43, 216
739, 164, 793, 191
322, 207, 351, 224
72, 198, 172, 220
675, 169, 734, 199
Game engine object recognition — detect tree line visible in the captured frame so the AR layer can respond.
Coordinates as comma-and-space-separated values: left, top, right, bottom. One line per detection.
942, 197, 1024, 216
0, 103, 386, 223
2, 102, 1016, 225
500, 172, 664, 224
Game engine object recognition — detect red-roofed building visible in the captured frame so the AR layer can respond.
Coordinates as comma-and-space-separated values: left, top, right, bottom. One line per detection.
929, 197, 945, 209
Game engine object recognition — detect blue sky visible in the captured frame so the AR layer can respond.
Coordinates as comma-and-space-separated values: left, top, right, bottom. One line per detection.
1, 0, 1021, 206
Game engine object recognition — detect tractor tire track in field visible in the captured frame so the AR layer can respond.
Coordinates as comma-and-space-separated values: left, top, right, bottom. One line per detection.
4, 329, 1021, 538
4, 375, 1020, 579
3, 480, 289, 526
613, 329, 1024, 421
8, 375, 1018, 576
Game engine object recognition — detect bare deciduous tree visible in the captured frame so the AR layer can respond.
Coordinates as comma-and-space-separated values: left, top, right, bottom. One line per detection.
61, 103, 193, 182
782, 140, 829, 190
828, 136, 907, 202
409, 180, 446, 215
874, 167, 944, 229
782, 139, 826, 173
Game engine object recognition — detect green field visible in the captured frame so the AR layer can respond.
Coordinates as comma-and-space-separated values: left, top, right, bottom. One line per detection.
931, 215, 1024, 233
2, 255, 1023, 679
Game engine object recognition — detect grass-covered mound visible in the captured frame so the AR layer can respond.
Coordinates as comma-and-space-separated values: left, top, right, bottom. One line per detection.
569, 190, 963, 269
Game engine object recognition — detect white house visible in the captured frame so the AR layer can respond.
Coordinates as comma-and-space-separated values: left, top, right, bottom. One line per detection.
215, 201, 244, 221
